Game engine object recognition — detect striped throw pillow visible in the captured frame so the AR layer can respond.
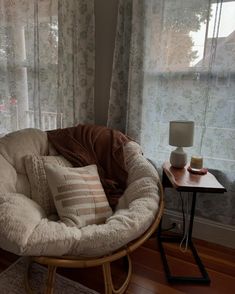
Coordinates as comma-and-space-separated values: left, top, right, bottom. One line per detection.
44, 164, 112, 228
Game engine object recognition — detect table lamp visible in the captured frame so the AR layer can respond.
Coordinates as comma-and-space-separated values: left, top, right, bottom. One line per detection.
169, 120, 194, 168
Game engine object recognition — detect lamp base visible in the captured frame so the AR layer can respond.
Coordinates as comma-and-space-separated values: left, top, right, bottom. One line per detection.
170, 147, 187, 168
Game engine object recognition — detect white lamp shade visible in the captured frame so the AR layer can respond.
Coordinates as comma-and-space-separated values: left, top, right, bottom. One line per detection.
169, 120, 194, 147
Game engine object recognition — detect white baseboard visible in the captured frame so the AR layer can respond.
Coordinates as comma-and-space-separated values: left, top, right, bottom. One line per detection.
163, 209, 235, 249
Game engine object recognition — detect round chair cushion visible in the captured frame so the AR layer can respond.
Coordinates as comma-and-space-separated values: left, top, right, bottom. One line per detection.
0, 129, 160, 257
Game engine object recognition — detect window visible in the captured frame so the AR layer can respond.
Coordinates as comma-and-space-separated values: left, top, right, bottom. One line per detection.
141, 0, 235, 172
0, 0, 60, 133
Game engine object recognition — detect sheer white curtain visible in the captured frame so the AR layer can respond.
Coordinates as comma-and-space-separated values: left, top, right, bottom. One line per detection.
0, 0, 94, 133
108, 0, 235, 225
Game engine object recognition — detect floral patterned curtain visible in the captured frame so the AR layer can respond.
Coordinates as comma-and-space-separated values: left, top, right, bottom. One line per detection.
108, 0, 235, 226
0, 0, 94, 133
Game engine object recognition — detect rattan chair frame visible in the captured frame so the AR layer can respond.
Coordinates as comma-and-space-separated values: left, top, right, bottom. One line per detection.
25, 181, 164, 294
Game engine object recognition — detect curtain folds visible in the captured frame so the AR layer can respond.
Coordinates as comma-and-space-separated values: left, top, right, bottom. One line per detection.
0, 0, 95, 133
58, 0, 95, 128
108, 0, 235, 226
107, 0, 145, 141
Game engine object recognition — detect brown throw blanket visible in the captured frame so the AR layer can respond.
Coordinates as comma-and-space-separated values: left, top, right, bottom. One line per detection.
47, 124, 131, 210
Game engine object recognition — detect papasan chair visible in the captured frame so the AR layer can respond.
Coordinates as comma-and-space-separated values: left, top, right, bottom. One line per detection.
0, 125, 164, 294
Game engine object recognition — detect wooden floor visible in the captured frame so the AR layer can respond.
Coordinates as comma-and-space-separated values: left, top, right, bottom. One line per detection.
0, 237, 234, 294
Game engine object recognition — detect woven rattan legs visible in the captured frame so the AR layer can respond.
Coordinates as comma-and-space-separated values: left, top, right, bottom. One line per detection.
25, 254, 132, 294
25, 256, 132, 294
23, 181, 164, 294
102, 254, 132, 294
24, 258, 57, 294
45, 265, 57, 294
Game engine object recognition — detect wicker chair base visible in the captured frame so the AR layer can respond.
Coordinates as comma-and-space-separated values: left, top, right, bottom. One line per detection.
24, 182, 164, 294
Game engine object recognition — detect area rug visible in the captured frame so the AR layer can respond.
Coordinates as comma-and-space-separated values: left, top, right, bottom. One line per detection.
0, 257, 99, 294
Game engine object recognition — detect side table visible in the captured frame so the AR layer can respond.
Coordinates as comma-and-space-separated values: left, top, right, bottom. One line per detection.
158, 162, 226, 284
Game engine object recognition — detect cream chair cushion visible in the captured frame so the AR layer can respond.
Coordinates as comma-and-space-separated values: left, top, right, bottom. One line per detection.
0, 129, 160, 257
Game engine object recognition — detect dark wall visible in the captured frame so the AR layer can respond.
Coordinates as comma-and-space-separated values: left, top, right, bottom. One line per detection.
95, 0, 119, 125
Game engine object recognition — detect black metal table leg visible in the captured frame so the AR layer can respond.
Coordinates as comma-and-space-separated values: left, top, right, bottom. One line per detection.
158, 192, 211, 284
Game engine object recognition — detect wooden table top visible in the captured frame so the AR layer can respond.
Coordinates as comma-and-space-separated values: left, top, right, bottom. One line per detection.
163, 162, 226, 193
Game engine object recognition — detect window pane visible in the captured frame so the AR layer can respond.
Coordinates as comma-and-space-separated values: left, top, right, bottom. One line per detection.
141, 0, 235, 172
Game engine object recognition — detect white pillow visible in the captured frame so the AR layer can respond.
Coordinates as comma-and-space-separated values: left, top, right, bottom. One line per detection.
25, 155, 72, 215
44, 164, 112, 228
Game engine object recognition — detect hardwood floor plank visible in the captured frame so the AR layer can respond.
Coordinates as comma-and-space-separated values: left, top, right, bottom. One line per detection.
0, 238, 234, 294
131, 244, 235, 294
130, 274, 186, 294
132, 259, 235, 294
146, 238, 235, 276
127, 283, 155, 294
